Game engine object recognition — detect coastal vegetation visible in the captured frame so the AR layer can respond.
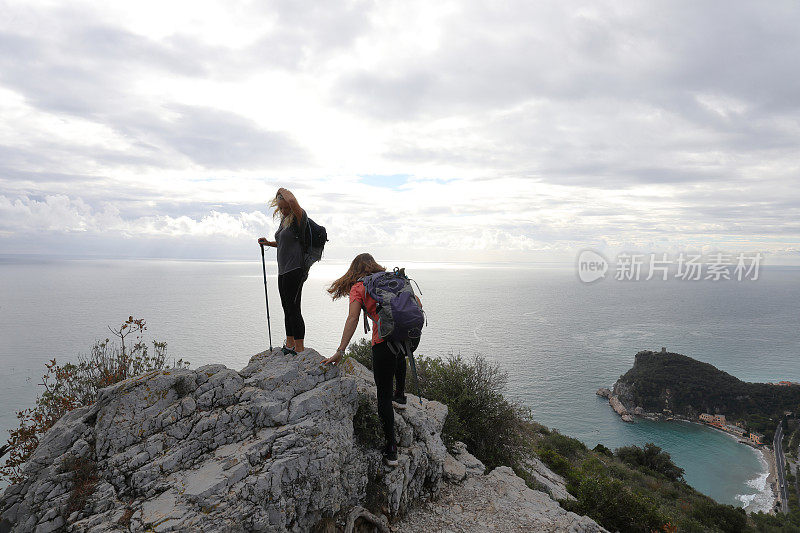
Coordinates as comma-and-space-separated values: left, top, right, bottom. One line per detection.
0, 317, 187, 484
614, 442, 685, 482
781, 418, 800, 528
786, 422, 799, 461
615, 351, 800, 440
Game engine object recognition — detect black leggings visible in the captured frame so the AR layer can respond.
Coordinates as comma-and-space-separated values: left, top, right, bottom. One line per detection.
277, 268, 306, 340
371, 341, 408, 447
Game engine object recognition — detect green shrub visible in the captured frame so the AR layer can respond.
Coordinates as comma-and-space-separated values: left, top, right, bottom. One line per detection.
563, 473, 667, 533
345, 338, 373, 370
787, 428, 799, 460
415, 353, 536, 470
607, 462, 633, 481
580, 456, 606, 477
690, 499, 748, 533
352, 392, 384, 449
538, 430, 587, 459
749, 510, 800, 532
615, 443, 685, 482
537, 448, 576, 483
593, 443, 613, 457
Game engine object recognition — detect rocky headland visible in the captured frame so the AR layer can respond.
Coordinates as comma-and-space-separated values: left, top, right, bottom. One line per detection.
0, 348, 605, 532
598, 349, 800, 431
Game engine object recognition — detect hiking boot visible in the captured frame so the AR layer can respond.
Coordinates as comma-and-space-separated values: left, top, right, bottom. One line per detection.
281, 345, 297, 355
392, 394, 407, 410
383, 443, 398, 467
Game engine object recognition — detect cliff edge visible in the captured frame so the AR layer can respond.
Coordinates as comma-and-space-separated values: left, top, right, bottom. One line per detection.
0, 348, 605, 532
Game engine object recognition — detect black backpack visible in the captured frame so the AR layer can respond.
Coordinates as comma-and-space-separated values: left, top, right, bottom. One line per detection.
300, 215, 328, 272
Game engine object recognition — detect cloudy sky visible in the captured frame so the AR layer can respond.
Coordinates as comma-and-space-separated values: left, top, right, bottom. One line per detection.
1, 0, 799, 264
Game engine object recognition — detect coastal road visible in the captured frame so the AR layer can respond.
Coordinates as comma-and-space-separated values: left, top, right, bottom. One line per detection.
775, 422, 789, 514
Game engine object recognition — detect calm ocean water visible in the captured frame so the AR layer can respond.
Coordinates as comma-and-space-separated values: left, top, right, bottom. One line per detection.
1, 258, 798, 511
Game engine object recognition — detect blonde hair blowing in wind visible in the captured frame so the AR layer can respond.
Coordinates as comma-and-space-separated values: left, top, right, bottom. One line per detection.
327, 253, 386, 300
269, 192, 296, 228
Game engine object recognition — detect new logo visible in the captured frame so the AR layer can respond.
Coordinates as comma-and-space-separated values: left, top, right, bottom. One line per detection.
577, 250, 608, 283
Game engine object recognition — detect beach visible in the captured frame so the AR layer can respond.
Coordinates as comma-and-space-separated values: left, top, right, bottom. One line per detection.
762, 447, 780, 513
737, 444, 778, 514
700, 421, 778, 514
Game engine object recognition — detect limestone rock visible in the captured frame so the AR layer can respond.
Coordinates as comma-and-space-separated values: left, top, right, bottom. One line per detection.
395, 466, 608, 532
443, 454, 466, 483
611, 381, 636, 410
523, 456, 575, 501
608, 395, 628, 416
595, 388, 611, 398
0, 349, 447, 532
451, 441, 485, 476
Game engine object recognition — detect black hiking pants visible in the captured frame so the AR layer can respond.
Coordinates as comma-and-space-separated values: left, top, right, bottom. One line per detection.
371, 341, 408, 447
277, 267, 306, 340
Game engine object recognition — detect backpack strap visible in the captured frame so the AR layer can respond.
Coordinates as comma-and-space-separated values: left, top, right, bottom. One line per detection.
297, 210, 310, 251
403, 339, 423, 405
408, 277, 423, 295
386, 341, 399, 356
356, 277, 371, 334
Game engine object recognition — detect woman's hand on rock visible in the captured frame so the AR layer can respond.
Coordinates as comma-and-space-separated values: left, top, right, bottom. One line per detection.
322, 351, 344, 367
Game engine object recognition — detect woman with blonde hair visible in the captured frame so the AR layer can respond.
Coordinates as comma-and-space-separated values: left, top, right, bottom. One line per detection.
257, 187, 308, 354
323, 253, 419, 467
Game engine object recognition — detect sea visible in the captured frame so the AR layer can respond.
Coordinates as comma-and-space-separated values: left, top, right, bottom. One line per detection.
2, 257, 798, 512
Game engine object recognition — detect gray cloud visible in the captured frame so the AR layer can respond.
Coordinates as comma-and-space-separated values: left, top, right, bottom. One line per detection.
0, 25, 206, 116
117, 105, 311, 169
246, 0, 376, 71
0, 5, 310, 171
333, 2, 800, 118
332, 2, 800, 196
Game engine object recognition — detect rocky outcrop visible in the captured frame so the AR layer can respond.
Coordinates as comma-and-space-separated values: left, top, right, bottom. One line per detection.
450, 441, 485, 477
608, 396, 634, 423
1, 347, 605, 532
395, 466, 607, 532
611, 380, 636, 411
0, 349, 448, 532
523, 456, 575, 502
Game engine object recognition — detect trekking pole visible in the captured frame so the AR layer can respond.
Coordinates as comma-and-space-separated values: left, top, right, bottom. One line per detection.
404, 340, 424, 406
260, 243, 273, 351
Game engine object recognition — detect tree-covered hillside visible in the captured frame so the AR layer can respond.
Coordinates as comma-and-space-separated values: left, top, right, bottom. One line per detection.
615, 351, 800, 437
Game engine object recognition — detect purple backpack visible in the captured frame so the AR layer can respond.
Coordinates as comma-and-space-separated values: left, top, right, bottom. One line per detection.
360, 268, 424, 342
360, 267, 426, 403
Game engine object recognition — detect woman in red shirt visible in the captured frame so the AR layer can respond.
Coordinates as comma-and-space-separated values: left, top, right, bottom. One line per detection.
323, 253, 410, 467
